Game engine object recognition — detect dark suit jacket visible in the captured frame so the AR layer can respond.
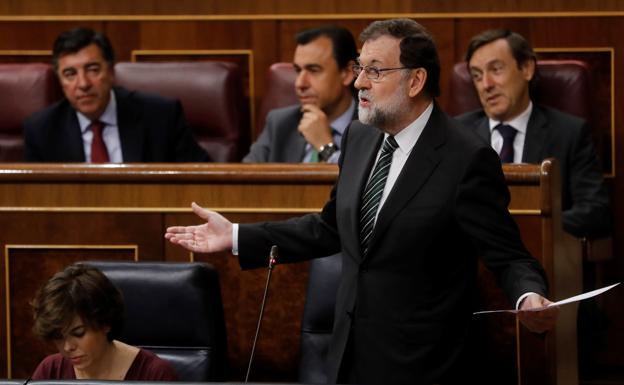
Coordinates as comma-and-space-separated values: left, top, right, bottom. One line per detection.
243, 103, 357, 163
23, 86, 209, 162
238, 105, 548, 384
456, 105, 611, 238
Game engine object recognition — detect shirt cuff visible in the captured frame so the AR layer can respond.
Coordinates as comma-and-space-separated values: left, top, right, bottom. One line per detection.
516, 292, 537, 310
232, 223, 239, 255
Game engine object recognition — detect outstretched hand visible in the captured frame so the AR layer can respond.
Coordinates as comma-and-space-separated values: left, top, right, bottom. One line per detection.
517, 293, 559, 333
165, 202, 233, 253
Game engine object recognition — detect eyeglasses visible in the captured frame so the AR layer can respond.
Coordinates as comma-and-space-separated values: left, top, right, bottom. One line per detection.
352, 63, 413, 80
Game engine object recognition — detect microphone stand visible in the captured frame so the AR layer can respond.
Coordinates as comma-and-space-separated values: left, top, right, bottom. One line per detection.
244, 245, 278, 383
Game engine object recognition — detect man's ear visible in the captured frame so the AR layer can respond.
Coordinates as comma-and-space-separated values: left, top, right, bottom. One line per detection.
341, 60, 356, 86
521, 59, 536, 82
408, 68, 427, 98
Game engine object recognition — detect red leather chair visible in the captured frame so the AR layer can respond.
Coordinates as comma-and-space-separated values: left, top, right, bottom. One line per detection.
1, 63, 62, 161
114, 61, 248, 162
256, 62, 298, 132
448, 59, 591, 120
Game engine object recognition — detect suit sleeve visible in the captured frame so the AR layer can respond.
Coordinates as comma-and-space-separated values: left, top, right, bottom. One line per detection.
562, 121, 611, 238
237, 124, 352, 268
455, 146, 548, 305
23, 116, 43, 161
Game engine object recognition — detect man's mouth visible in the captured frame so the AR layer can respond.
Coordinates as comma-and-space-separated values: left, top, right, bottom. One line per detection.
486, 94, 501, 104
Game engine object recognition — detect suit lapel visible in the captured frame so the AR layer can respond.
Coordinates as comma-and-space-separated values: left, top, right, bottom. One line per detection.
522, 107, 548, 163
476, 116, 490, 143
364, 107, 445, 259
62, 105, 87, 161
339, 123, 384, 260
288, 110, 308, 162
115, 88, 145, 162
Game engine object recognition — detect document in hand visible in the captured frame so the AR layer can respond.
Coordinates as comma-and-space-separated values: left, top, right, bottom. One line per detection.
473, 282, 621, 315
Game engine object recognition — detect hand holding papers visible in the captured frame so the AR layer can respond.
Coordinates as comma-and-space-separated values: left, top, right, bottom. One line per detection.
474, 282, 621, 315
517, 292, 559, 333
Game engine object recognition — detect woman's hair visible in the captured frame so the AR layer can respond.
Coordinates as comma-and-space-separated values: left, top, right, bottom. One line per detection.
31, 263, 125, 342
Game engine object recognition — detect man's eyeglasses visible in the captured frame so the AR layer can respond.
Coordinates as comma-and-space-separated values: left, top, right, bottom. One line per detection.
352, 64, 414, 80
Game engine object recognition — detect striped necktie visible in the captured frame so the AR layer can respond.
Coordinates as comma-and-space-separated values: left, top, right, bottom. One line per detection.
359, 135, 399, 256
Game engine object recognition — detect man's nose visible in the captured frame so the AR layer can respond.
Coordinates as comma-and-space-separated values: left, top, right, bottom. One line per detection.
354, 70, 370, 90
295, 71, 309, 90
76, 71, 91, 89
481, 72, 494, 89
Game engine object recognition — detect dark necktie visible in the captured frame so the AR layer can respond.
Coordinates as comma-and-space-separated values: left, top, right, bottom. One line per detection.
495, 123, 517, 163
359, 136, 399, 256
90, 120, 109, 163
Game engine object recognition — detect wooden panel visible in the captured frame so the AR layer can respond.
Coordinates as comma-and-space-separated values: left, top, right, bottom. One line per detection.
0, 1, 624, 15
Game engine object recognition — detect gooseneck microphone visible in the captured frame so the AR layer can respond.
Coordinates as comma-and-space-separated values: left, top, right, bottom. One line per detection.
244, 245, 278, 383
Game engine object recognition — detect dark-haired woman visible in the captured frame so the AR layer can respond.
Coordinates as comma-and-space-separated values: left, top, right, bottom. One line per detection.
31, 263, 177, 380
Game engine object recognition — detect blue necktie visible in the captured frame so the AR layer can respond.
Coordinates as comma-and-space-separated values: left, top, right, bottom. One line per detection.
495, 124, 517, 163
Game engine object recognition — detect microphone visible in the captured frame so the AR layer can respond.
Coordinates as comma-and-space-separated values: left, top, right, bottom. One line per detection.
244, 245, 278, 383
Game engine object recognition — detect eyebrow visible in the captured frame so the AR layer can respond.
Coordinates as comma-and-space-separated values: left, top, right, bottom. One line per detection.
295, 63, 323, 70
357, 58, 383, 66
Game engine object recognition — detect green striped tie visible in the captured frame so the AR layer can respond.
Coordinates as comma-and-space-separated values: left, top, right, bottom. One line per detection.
359, 136, 399, 256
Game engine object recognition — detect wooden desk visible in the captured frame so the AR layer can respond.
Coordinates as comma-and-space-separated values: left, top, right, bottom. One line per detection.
0, 162, 580, 384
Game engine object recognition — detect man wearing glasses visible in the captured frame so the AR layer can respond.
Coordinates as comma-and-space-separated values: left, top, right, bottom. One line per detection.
243, 25, 357, 163
167, 18, 557, 384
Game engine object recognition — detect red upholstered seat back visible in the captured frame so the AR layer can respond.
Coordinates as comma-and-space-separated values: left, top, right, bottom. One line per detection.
257, 62, 298, 132
448, 59, 591, 121
1, 63, 62, 161
114, 61, 248, 162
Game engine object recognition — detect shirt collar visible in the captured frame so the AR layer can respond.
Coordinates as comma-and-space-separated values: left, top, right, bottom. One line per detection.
330, 98, 356, 136
77, 90, 117, 133
488, 101, 532, 134
388, 101, 434, 155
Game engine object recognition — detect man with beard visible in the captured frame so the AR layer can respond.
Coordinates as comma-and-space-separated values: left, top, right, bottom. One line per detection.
243, 25, 357, 163
166, 19, 557, 384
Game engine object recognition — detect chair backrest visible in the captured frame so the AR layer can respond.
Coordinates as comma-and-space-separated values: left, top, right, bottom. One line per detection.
85, 261, 228, 381
1, 63, 62, 161
257, 62, 298, 132
298, 253, 342, 384
448, 59, 591, 121
114, 61, 248, 162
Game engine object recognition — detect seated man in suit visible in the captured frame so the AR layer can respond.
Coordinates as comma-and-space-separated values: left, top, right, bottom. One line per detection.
243, 25, 358, 163
456, 29, 611, 239
24, 27, 209, 162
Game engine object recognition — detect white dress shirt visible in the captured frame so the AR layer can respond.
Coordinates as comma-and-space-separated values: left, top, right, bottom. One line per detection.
77, 90, 123, 163
488, 102, 533, 163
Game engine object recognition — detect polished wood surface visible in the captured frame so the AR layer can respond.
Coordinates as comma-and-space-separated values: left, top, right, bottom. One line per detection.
0, 1, 623, 15
0, 163, 580, 384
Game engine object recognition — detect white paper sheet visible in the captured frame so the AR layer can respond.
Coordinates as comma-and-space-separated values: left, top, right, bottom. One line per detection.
473, 282, 620, 315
